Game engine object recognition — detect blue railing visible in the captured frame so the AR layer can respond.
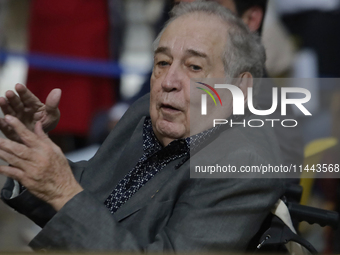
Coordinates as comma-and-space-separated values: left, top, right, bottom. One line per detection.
0, 50, 149, 78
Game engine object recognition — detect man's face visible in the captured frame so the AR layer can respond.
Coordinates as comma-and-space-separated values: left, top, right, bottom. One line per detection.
150, 13, 228, 146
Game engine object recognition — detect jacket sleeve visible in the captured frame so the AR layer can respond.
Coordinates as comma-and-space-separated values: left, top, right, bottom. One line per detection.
0, 160, 86, 228
0, 94, 150, 229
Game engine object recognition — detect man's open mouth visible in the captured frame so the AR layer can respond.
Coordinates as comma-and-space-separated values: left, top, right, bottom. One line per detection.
161, 103, 180, 112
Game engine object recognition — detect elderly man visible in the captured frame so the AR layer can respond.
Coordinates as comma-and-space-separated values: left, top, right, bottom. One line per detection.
135, 0, 303, 168
0, 1, 283, 252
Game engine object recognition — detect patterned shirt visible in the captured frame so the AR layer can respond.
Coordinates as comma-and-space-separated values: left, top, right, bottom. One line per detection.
104, 117, 221, 214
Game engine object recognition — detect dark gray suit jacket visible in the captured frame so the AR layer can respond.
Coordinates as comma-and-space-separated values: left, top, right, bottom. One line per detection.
1, 94, 285, 252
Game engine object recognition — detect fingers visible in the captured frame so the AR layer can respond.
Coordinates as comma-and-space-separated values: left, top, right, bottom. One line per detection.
45, 89, 61, 113
5, 90, 25, 117
15, 83, 43, 109
0, 165, 24, 182
0, 118, 18, 141
0, 118, 12, 133
0, 137, 30, 160
0, 96, 16, 116
4, 115, 37, 147
1, 85, 60, 136
0, 84, 44, 118
0, 145, 28, 169
34, 121, 48, 140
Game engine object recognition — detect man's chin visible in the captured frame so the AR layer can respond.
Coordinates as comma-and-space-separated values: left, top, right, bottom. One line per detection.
154, 120, 187, 145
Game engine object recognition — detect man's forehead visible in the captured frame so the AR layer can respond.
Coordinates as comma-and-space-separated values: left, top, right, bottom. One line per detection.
174, 0, 237, 14
157, 13, 227, 55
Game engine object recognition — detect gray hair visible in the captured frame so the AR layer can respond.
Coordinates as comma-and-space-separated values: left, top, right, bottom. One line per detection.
153, 0, 266, 80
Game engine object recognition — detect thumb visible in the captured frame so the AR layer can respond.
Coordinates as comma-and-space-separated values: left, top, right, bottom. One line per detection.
34, 121, 48, 139
45, 89, 61, 113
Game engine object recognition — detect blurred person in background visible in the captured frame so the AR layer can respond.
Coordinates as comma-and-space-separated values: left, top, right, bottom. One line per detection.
23, 0, 117, 152
276, 0, 340, 252
277, 0, 340, 144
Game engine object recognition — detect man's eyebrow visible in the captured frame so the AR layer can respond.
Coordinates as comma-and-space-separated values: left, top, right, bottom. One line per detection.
154, 47, 170, 55
154, 47, 209, 61
186, 49, 208, 59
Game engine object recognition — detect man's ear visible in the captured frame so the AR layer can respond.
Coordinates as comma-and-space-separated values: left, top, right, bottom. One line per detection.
241, 6, 263, 32
237, 72, 253, 104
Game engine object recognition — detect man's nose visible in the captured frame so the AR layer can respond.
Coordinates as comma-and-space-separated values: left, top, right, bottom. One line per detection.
161, 63, 184, 92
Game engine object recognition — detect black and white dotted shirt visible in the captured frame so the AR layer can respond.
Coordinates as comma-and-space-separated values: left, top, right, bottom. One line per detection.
104, 117, 221, 214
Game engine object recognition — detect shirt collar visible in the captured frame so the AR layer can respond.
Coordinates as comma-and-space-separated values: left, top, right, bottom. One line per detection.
143, 117, 223, 156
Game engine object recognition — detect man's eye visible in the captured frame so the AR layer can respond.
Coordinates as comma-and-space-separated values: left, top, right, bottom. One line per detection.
157, 61, 169, 67
190, 65, 202, 71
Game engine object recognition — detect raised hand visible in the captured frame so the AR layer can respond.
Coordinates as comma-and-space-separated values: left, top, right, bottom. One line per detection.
0, 83, 61, 143
0, 115, 83, 211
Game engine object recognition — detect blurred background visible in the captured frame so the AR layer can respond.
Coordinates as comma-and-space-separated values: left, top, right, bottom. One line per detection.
0, 0, 339, 252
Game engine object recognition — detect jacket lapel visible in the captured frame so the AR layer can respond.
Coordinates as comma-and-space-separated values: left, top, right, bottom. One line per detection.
93, 117, 145, 203
113, 158, 185, 222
